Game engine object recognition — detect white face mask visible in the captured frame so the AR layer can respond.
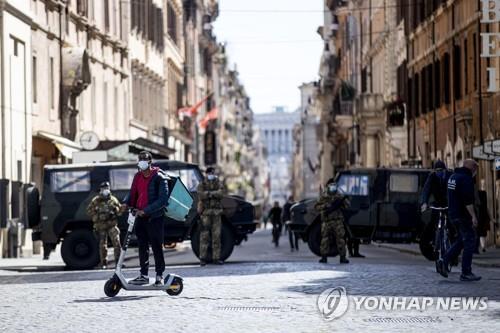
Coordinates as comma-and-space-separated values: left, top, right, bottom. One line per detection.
207, 175, 216, 181
328, 185, 337, 193
138, 160, 149, 171
101, 189, 111, 197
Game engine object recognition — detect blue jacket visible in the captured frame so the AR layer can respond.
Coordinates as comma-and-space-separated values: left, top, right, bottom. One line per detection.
447, 167, 475, 220
420, 169, 453, 207
125, 168, 169, 219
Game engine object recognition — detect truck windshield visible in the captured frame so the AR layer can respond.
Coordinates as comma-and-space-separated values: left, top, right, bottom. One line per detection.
109, 168, 137, 190
166, 168, 202, 192
337, 174, 369, 196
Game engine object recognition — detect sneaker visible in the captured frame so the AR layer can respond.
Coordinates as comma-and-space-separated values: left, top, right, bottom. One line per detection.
340, 257, 350, 264
129, 275, 149, 285
319, 257, 327, 263
460, 273, 482, 282
155, 276, 163, 286
351, 253, 365, 258
436, 259, 448, 278
200, 260, 207, 267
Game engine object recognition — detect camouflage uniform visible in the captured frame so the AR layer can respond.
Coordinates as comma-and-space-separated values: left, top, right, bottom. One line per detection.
197, 178, 224, 261
86, 195, 122, 266
315, 190, 350, 258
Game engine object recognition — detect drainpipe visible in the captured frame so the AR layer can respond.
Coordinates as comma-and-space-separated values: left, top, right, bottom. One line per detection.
477, 0, 484, 145
0, 0, 5, 178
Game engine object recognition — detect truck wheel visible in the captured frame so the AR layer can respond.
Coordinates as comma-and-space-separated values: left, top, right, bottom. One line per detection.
61, 229, 100, 269
307, 222, 339, 257
26, 186, 41, 228
191, 222, 235, 262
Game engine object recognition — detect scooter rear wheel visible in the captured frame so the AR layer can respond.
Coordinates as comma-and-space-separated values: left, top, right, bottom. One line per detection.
166, 278, 183, 296
104, 278, 121, 297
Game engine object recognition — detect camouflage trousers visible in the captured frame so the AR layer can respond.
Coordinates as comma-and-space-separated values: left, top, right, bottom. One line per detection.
199, 213, 222, 261
320, 218, 346, 257
96, 226, 121, 266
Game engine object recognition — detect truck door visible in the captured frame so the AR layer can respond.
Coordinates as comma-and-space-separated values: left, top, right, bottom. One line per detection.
337, 172, 374, 240
377, 171, 421, 241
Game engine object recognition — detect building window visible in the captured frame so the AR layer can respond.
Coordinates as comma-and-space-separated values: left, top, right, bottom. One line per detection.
453, 44, 461, 100
49, 57, 54, 109
91, 76, 96, 125
103, 82, 108, 128
32, 56, 37, 103
473, 33, 477, 91
443, 53, 451, 104
104, 0, 110, 32
435, 60, 441, 108
167, 2, 178, 45
464, 38, 468, 95
77, 0, 88, 17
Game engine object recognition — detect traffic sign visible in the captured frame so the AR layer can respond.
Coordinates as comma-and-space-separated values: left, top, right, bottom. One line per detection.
481, 141, 500, 157
473, 145, 495, 160
493, 140, 500, 153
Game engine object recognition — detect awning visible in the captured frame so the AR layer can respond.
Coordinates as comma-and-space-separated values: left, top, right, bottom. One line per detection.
36, 131, 82, 159
130, 137, 175, 157
97, 137, 175, 161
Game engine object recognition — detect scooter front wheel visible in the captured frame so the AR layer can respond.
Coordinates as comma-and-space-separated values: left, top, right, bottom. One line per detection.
104, 278, 121, 297
165, 278, 183, 296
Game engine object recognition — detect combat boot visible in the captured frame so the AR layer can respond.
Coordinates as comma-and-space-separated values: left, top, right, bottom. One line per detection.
319, 256, 327, 263
200, 260, 207, 267
340, 256, 350, 264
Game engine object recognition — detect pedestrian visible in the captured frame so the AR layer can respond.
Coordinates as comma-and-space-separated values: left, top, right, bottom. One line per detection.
282, 196, 299, 251
437, 159, 481, 281
197, 167, 224, 266
268, 201, 282, 247
347, 237, 365, 258
122, 151, 169, 285
476, 179, 492, 253
87, 181, 122, 269
315, 178, 350, 264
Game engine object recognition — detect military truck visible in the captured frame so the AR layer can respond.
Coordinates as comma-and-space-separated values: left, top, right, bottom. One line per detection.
289, 168, 435, 258
27, 160, 256, 269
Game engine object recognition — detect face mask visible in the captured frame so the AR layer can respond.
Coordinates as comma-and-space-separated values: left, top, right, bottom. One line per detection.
101, 189, 110, 197
138, 160, 149, 171
328, 185, 337, 193
207, 175, 216, 181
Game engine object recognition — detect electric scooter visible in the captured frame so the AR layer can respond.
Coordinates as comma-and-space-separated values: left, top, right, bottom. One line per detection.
104, 209, 184, 297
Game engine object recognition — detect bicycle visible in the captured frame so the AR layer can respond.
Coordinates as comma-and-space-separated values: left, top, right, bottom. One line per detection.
430, 206, 452, 273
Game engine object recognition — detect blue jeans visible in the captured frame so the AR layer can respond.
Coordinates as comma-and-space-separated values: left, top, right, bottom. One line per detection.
443, 218, 476, 275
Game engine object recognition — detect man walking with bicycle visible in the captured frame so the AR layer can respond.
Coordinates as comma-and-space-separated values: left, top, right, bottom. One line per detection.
437, 159, 481, 282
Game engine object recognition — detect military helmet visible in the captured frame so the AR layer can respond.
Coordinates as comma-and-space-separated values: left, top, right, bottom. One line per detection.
326, 178, 336, 186
99, 181, 110, 189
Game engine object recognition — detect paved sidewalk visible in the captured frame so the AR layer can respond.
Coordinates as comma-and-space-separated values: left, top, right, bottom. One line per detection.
375, 242, 500, 268
0, 241, 190, 271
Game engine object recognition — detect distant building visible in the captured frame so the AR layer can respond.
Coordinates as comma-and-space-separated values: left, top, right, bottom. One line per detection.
254, 107, 300, 205
292, 82, 321, 200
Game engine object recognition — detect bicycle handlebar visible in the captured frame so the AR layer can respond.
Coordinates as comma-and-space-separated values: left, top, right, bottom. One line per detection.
429, 206, 448, 211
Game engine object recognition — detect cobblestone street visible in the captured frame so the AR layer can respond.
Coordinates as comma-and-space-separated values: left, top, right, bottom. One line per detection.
1, 230, 499, 333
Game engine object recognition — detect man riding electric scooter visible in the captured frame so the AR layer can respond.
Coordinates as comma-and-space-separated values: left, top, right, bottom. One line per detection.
122, 151, 169, 286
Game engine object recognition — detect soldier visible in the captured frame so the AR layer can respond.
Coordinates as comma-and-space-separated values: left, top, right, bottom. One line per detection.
197, 167, 224, 266
315, 178, 350, 264
86, 182, 122, 269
